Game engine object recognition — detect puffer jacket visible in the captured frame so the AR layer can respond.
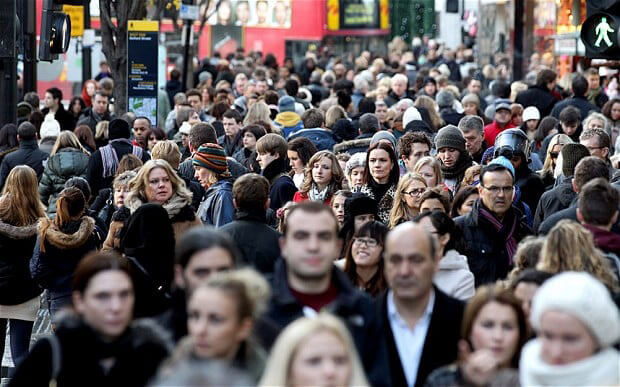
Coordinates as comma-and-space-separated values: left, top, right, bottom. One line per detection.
433, 249, 475, 301
39, 148, 90, 216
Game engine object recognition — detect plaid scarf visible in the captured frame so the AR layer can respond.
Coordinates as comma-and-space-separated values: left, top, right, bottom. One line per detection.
479, 205, 518, 264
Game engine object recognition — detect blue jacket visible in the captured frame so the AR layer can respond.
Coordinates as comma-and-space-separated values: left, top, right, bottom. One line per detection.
197, 179, 235, 227
288, 128, 337, 151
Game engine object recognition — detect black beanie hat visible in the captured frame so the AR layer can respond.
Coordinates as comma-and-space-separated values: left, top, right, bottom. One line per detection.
561, 143, 590, 177
108, 118, 131, 140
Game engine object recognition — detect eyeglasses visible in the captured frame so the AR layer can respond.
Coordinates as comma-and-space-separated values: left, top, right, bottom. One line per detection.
353, 237, 379, 248
549, 152, 559, 159
585, 145, 604, 152
404, 188, 426, 196
481, 185, 513, 195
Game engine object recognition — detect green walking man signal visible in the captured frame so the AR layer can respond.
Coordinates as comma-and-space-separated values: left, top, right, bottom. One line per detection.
595, 17, 615, 47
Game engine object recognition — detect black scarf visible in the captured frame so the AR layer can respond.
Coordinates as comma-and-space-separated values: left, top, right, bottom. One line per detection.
261, 157, 288, 185
440, 151, 473, 180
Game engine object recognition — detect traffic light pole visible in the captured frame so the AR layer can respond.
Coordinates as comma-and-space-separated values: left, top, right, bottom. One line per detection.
20, 0, 37, 94
0, 0, 17, 126
82, 3, 91, 83
181, 18, 192, 92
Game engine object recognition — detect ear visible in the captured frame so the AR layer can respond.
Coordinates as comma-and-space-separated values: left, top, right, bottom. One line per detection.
236, 317, 254, 342
265, 198, 271, 209
602, 147, 609, 159
233, 198, 239, 209
612, 210, 618, 225
72, 291, 84, 314
576, 208, 584, 224
174, 264, 186, 289
477, 184, 484, 196
572, 178, 579, 193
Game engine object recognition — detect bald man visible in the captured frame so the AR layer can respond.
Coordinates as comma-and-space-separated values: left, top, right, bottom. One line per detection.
374, 222, 464, 387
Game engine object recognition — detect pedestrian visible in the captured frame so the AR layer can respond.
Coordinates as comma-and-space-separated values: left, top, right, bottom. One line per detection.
419, 187, 451, 214
450, 186, 479, 217
293, 150, 343, 205
0, 124, 18, 165
256, 133, 297, 211
388, 172, 428, 228
193, 143, 235, 227
287, 136, 318, 189
232, 124, 266, 170
414, 156, 443, 188
538, 133, 573, 189
0, 122, 49, 190
330, 189, 352, 228
344, 152, 366, 190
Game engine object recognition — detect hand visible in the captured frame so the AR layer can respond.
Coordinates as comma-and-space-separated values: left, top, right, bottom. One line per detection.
458, 340, 500, 387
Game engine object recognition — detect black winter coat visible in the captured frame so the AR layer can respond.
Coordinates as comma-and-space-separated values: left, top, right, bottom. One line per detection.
550, 95, 599, 120
515, 165, 545, 213
262, 158, 296, 211
42, 105, 76, 132
9, 314, 170, 387
534, 175, 576, 231
515, 85, 558, 118
455, 201, 532, 286
220, 209, 281, 277
0, 218, 41, 305
76, 108, 112, 134
86, 141, 150, 196
0, 140, 48, 190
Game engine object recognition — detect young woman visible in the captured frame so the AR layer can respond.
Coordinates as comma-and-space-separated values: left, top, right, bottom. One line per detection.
193, 143, 235, 227
95, 170, 136, 233
602, 98, 620, 150
293, 150, 344, 205
414, 156, 443, 188
145, 127, 167, 153
0, 123, 18, 165
159, 269, 270, 383
0, 167, 46, 376
539, 133, 572, 188
31, 187, 101, 320
259, 314, 369, 387
344, 152, 366, 190
74, 125, 97, 154
419, 187, 451, 214
69, 96, 86, 122
124, 159, 200, 239
39, 131, 90, 217
389, 172, 427, 228
342, 221, 389, 297
426, 284, 527, 387
450, 186, 479, 218
13, 251, 170, 386
331, 190, 352, 228
414, 211, 475, 300
520, 272, 619, 386
355, 142, 400, 224
287, 137, 318, 189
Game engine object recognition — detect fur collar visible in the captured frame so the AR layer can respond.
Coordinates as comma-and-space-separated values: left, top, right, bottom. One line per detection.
0, 218, 38, 239
126, 192, 192, 220
40, 216, 95, 249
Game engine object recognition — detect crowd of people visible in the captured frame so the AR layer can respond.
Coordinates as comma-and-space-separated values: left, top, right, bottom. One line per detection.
0, 38, 619, 386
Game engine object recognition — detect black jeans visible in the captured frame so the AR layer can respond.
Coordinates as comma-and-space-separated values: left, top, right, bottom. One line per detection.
0, 319, 34, 377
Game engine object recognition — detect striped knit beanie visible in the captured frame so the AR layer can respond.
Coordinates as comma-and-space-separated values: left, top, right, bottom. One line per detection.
192, 143, 230, 177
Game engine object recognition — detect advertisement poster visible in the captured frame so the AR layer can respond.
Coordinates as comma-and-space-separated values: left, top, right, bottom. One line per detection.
127, 20, 159, 126
203, 0, 291, 28
211, 25, 244, 58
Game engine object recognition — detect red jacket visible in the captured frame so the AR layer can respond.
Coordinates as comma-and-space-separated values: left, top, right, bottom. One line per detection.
293, 191, 332, 206
483, 121, 516, 146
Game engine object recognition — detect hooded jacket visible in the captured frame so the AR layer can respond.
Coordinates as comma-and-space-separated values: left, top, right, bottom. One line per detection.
433, 249, 475, 301
39, 148, 90, 216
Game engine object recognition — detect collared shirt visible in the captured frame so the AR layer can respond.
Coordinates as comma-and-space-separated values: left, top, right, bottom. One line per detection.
387, 289, 435, 387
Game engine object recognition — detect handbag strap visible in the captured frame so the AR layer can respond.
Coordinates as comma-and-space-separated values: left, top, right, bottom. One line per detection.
43, 335, 61, 387
124, 255, 172, 300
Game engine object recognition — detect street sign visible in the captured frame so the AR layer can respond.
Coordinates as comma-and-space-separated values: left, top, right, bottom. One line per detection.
63, 5, 83, 37
179, 4, 199, 20
127, 20, 159, 126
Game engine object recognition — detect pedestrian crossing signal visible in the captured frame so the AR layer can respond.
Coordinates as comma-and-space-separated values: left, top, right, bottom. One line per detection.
581, 5, 620, 59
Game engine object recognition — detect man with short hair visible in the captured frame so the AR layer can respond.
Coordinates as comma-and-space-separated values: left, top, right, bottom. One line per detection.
284, 78, 310, 110
461, 76, 487, 111
77, 92, 112, 133
288, 108, 337, 151
132, 116, 151, 145
455, 163, 532, 285
550, 75, 599, 119
375, 100, 389, 129
385, 73, 411, 107
515, 68, 558, 117
332, 113, 379, 155
41, 87, 75, 131
186, 88, 209, 121
375, 222, 464, 387
483, 102, 515, 146
0, 122, 49, 189
578, 178, 620, 256
458, 115, 487, 163
218, 109, 244, 156
398, 132, 431, 173
256, 133, 297, 210
265, 201, 382, 384
585, 67, 609, 109
580, 127, 611, 162
220, 173, 280, 276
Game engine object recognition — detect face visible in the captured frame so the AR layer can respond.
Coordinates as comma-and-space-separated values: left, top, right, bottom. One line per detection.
148, 134, 159, 151
223, 117, 241, 137
403, 180, 426, 209
459, 193, 479, 216
71, 100, 82, 114
420, 198, 445, 213
611, 102, 620, 121
242, 132, 257, 150
349, 166, 365, 188
464, 102, 478, 116
512, 111, 523, 126
194, 165, 215, 189
113, 184, 129, 208
312, 157, 333, 188
146, 168, 173, 204
514, 282, 539, 320
255, 80, 268, 95
375, 104, 388, 122
404, 143, 430, 172
73, 270, 134, 340
468, 80, 482, 94
44, 92, 56, 109
470, 302, 520, 367
187, 95, 202, 113
561, 121, 578, 136
385, 228, 438, 301
256, 1, 268, 22
188, 288, 250, 360
289, 330, 351, 387
369, 149, 393, 183
86, 82, 96, 96
580, 136, 608, 160
437, 147, 460, 168
331, 195, 347, 226
281, 210, 340, 282
587, 74, 600, 90
526, 119, 539, 131
188, 111, 201, 126
275, 2, 287, 24
178, 247, 234, 293
235, 74, 247, 94
352, 234, 382, 268
256, 151, 279, 170
133, 118, 149, 140
287, 150, 304, 174
424, 82, 436, 96
236, 2, 249, 23
418, 165, 438, 187
479, 170, 514, 216
463, 130, 483, 155
353, 214, 374, 232
539, 310, 598, 365
392, 79, 407, 97
495, 109, 511, 125
93, 94, 108, 115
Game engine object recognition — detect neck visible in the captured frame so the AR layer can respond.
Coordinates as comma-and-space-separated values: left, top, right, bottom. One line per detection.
50, 105, 58, 113
356, 265, 377, 284
316, 182, 328, 191
288, 271, 331, 294
589, 222, 613, 232
375, 176, 389, 184
393, 290, 432, 329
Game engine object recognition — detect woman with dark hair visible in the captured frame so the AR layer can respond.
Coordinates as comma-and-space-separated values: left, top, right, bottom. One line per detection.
31, 187, 102, 320
74, 124, 97, 154
414, 210, 475, 300
287, 136, 318, 189
69, 96, 86, 122
145, 127, 167, 152
233, 124, 267, 170
355, 141, 400, 224
341, 221, 389, 297
12, 251, 170, 386
426, 284, 527, 386
450, 186, 479, 218
534, 116, 559, 159
603, 98, 620, 151
0, 123, 18, 164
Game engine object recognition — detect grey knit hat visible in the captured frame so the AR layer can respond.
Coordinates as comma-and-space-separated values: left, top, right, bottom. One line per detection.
434, 125, 466, 152
561, 143, 590, 177
436, 90, 455, 109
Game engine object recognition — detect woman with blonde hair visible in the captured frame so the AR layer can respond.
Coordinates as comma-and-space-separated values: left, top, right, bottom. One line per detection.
325, 105, 347, 129
293, 150, 344, 205
259, 314, 369, 387
94, 120, 109, 148
414, 156, 443, 188
539, 133, 572, 187
389, 172, 427, 228
39, 131, 90, 217
414, 95, 444, 131
124, 159, 199, 239
538, 219, 619, 292
0, 166, 46, 376
243, 100, 277, 133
